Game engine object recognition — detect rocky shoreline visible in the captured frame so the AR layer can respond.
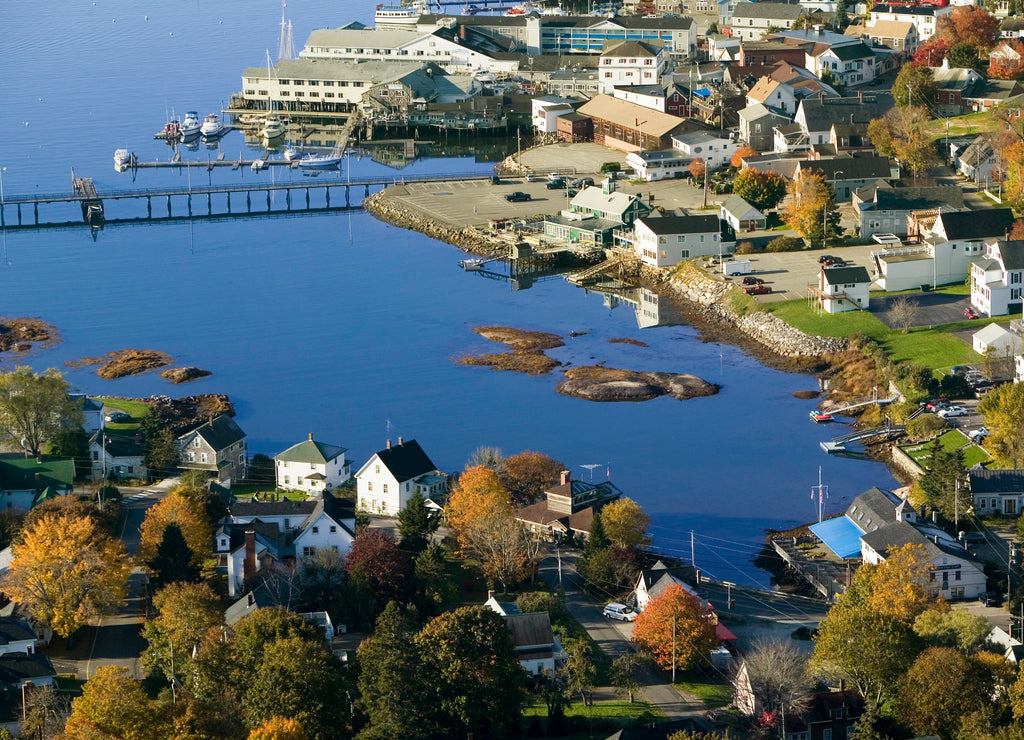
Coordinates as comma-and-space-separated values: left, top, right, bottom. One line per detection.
365, 183, 845, 369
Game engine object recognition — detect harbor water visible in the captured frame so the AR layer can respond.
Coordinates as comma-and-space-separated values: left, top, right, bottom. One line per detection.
0, 0, 897, 587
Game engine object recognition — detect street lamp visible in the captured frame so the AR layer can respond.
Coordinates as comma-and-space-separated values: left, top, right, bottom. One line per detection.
635, 119, 648, 151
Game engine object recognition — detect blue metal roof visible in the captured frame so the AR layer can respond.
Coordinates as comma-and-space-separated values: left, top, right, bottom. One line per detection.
809, 516, 864, 559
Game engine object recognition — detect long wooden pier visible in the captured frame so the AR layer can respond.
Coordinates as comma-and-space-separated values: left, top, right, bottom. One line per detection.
0, 170, 491, 228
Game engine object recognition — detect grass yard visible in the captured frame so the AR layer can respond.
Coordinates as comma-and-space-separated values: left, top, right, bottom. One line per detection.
766, 299, 983, 369
94, 396, 149, 434
901, 429, 990, 469
923, 111, 999, 141
673, 671, 734, 709
231, 486, 309, 501
523, 699, 663, 738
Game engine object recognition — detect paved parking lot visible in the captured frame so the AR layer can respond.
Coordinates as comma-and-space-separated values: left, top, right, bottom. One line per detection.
872, 291, 973, 328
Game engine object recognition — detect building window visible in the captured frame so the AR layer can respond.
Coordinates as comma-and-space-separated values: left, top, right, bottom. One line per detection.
383, 484, 389, 494
330, 525, 337, 533
368, 481, 373, 491
312, 526, 319, 534
303, 547, 316, 557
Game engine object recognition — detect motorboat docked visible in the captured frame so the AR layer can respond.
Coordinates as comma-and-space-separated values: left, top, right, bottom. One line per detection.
459, 258, 486, 271
113, 149, 132, 168
200, 113, 228, 138
374, 4, 422, 27
810, 411, 834, 424
238, 113, 266, 127
251, 156, 267, 172
297, 153, 342, 169
180, 111, 201, 138
261, 114, 286, 140
154, 120, 182, 140
283, 146, 301, 162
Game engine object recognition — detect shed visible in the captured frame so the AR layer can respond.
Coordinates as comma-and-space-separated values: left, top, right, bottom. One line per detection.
719, 195, 766, 232
973, 323, 1023, 357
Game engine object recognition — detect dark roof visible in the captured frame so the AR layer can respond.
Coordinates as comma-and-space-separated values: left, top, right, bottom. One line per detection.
797, 155, 892, 181
0, 652, 55, 685
970, 469, 1024, 495
504, 612, 556, 649
637, 214, 720, 235
224, 582, 279, 625
371, 439, 437, 483
0, 618, 35, 646
638, 562, 697, 591
558, 111, 591, 122
871, 3, 940, 14
826, 42, 874, 61
89, 430, 147, 458
602, 40, 662, 58
0, 454, 75, 492
937, 208, 1014, 240
873, 186, 964, 211
996, 240, 1024, 270
799, 95, 892, 131
181, 414, 246, 451
275, 438, 347, 464
823, 266, 871, 285
733, 2, 803, 20
845, 486, 900, 533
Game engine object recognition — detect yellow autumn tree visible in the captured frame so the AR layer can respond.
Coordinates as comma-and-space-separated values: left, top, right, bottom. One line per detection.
783, 169, 839, 248
62, 665, 167, 740
248, 717, 308, 740
853, 543, 942, 625
445, 466, 538, 590
138, 491, 212, 566
3, 513, 130, 638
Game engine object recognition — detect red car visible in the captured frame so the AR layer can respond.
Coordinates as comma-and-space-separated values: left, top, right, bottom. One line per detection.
744, 284, 772, 295
963, 306, 980, 319
925, 398, 949, 411
741, 276, 764, 285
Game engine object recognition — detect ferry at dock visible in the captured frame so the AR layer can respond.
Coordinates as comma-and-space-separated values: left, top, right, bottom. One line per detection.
374, 3, 423, 28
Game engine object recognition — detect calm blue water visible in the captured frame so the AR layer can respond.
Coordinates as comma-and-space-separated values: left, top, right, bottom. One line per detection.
0, 0, 896, 587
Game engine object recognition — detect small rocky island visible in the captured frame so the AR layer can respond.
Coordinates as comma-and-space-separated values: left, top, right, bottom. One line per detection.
66, 349, 211, 383
458, 325, 719, 402
0, 316, 60, 353
558, 366, 719, 402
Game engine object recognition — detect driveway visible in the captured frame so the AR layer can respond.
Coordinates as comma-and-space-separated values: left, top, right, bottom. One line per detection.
871, 291, 973, 329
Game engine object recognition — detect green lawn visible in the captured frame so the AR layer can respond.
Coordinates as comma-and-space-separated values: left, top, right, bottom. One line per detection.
673, 675, 734, 708
901, 430, 991, 469
923, 110, 999, 142
766, 299, 984, 369
523, 699, 663, 738
94, 397, 150, 434
231, 486, 309, 501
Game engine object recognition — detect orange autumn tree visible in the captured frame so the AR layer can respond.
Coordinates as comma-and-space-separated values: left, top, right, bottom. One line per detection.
445, 466, 538, 590
249, 717, 308, 740
138, 491, 213, 567
631, 582, 717, 671
936, 6, 1000, 52
3, 513, 130, 639
731, 146, 758, 168
989, 41, 1024, 79
852, 543, 943, 624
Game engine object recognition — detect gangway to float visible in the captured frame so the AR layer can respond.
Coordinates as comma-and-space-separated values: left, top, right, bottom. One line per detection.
821, 386, 899, 417
567, 256, 624, 284
820, 421, 906, 453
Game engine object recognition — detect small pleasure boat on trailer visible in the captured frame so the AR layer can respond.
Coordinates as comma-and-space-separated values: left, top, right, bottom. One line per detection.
200, 113, 227, 138
180, 111, 201, 138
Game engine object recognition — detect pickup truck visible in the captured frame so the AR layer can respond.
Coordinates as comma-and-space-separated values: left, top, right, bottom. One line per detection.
504, 191, 531, 202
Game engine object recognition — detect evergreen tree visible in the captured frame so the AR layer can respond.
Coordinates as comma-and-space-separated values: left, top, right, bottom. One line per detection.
397, 490, 437, 555
917, 442, 967, 523
147, 522, 201, 589
582, 511, 610, 559
834, 0, 849, 29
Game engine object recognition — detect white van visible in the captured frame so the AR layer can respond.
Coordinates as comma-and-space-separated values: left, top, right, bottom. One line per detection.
602, 602, 637, 622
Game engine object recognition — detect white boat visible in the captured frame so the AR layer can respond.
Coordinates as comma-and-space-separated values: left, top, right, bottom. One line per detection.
261, 114, 286, 140
200, 113, 227, 138
283, 146, 301, 162
251, 156, 267, 172
297, 153, 342, 170
180, 111, 201, 138
374, 4, 422, 28
460, 258, 486, 271
113, 148, 131, 168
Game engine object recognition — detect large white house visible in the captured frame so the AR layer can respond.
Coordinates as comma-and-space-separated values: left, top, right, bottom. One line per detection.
275, 434, 350, 494
874, 209, 1015, 292
355, 438, 445, 515
671, 131, 741, 171
631, 214, 729, 267
812, 265, 871, 314
531, 96, 575, 133
972, 470, 1024, 517
598, 40, 668, 95
970, 239, 1024, 317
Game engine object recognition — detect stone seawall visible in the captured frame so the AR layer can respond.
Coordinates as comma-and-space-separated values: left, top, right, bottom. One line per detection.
365, 183, 846, 361
363, 189, 510, 257
660, 263, 848, 358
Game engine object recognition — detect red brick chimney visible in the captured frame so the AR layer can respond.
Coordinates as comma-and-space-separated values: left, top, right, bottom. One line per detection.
560, 470, 570, 486
386, 439, 391, 450
243, 530, 256, 582
398, 437, 403, 446
308, 432, 313, 441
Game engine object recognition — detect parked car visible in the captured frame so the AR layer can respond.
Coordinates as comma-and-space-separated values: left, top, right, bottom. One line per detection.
925, 398, 949, 411
969, 427, 990, 443
603, 602, 638, 622
105, 411, 131, 423
741, 276, 764, 285
505, 191, 531, 202
547, 172, 563, 181
743, 284, 772, 295
951, 365, 971, 375
961, 531, 986, 545
525, 174, 541, 182
578, 177, 594, 186
817, 255, 834, 264
983, 591, 1004, 607
938, 405, 968, 418
963, 306, 980, 319
490, 175, 502, 185
567, 188, 579, 197
823, 257, 846, 267
546, 179, 566, 190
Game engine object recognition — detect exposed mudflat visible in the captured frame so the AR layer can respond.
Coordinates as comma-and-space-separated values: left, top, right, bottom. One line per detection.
456, 326, 565, 376
557, 366, 720, 402
608, 337, 649, 347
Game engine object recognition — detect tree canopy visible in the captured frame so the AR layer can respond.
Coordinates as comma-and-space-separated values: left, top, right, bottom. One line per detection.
866, 107, 937, 181
0, 366, 84, 457
396, 489, 438, 554
138, 492, 213, 567
783, 170, 839, 247
631, 582, 717, 672
978, 381, 1024, 466
62, 665, 167, 740
733, 168, 787, 212
936, 6, 1000, 52
600, 497, 652, 548
141, 581, 223, 687
497, 450, 564, 506
4, 512, 130, 638
344, 528, 410, 607
893, 64, 936, 108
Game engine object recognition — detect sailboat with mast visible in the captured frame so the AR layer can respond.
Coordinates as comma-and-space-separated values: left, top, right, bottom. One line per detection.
298, 142, 346, 169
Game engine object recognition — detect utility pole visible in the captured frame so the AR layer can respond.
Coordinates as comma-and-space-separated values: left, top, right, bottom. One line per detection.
557, 547, 562, 584
671, 615, 677, 683
690, 531, 696, 568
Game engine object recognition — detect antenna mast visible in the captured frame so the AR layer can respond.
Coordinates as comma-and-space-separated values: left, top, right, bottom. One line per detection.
278, 0, 295, 62
811, 467, 829, 523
